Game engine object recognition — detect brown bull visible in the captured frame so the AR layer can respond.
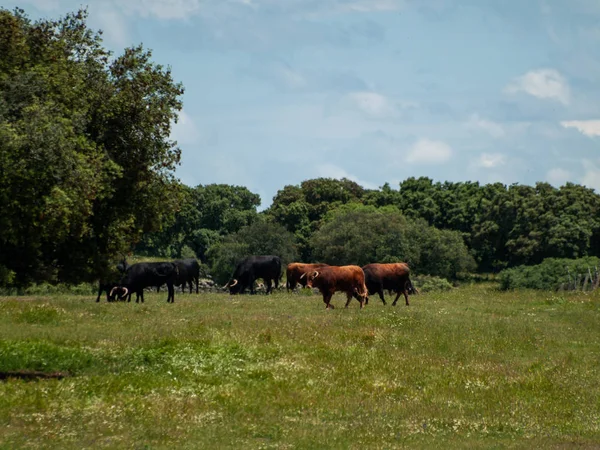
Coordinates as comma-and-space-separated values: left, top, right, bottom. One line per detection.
305, 265, 369, 309
286, 262, 329, 291
362, 262, 416, 306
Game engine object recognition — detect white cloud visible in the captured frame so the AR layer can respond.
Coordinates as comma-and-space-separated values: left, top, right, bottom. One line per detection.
505, 69, 570, 105
546, 168, 571, 186
276, 66, 307, 89
95, 6, 129, 48
406, 139, 452, 164
346, 91, 394, 117
581, 160, 600, 192
344, 0, 407, 12
171, 109, 200, 145
472, 153, 506, 169
466, 114, 505, 138
315, 163, 377, 189
17, 0, 61, 10
122, 0, 201, 20
560, 120, 600, 137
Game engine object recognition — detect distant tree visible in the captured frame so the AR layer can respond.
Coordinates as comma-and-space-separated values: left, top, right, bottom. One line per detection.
135, 183, 260, 261
0, 7, 184, 286
310, 205, 476, 278
265, 177, 366, 260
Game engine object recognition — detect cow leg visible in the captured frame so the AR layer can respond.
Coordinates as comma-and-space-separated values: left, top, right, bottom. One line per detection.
195, 276, 199, 294
345, 292, 353, 308
378, 286, 387, 306
392, 290, 409, 306
324, 291, 334, 309
188, 280, 192, 294
167, 282, 174, 303
265, 278, 273, 294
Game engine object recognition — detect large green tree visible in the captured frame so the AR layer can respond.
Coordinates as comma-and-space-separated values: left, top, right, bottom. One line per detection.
310, 204, 476, 279
136, 184, 261, 261
0, 8, 184, 285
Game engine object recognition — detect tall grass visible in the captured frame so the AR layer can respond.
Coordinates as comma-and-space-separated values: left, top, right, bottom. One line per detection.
1, 285, 599, 448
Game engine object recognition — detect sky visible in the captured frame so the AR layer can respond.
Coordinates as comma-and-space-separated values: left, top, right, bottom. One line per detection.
10, 0, 600, 208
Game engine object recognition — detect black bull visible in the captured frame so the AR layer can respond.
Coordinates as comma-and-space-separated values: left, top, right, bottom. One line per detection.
110, 262, 178, 303
224, 255, 282, 295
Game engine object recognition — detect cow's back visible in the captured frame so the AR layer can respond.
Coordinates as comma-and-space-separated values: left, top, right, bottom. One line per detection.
363, 262, 410, 290
318, 265, 366, 293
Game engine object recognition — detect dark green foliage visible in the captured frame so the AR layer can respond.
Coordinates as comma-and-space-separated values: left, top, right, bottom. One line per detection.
0, 7, 184, 286
344, 177, 600, 272
498, 257, 600, 290
412, 275, 454, 292
136, 183, 260, 261
266, 178, 365, 260
310, 204, 476, 279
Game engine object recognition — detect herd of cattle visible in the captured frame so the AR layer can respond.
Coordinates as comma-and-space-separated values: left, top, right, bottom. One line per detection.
98, 255, 417, 309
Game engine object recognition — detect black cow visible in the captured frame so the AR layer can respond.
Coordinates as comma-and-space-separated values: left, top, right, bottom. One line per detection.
224, 255, 282, 295
96, 258, 130, 302
110, 262, 178, 303
174, 258, 200, 294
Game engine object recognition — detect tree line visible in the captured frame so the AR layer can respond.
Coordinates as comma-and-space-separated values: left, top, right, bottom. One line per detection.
1, 7, 599, 288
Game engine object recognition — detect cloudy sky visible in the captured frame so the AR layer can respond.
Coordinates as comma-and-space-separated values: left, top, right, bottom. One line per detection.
10, 0, 600, 207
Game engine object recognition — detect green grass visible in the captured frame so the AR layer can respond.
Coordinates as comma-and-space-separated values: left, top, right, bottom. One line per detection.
1, 285, 599, 449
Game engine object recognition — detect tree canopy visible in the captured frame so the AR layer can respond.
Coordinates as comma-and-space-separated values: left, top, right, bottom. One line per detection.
0, 7, 184, 285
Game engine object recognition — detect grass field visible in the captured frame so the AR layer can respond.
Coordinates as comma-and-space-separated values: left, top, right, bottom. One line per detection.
1, 284, 599, 449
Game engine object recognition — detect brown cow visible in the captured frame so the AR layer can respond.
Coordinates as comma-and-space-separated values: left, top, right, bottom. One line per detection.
286, 262, 329, 291
304, 265, 369, 309
362, 262, 416, 306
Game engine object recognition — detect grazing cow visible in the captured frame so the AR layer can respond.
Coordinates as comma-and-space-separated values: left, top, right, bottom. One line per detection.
110, 262, 178, 303
224, 255, 282, 295
304, 265, 369, 309
95, 259, 130, 302
362, 262, 416, 306
286, 262, 329, 291
174, 258, 201, 294
96, 281, 119, 302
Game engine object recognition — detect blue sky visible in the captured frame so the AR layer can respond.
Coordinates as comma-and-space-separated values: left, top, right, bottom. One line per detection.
12, 0, 600, 208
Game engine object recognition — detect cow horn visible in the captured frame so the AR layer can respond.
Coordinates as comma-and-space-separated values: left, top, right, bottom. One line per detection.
299, 273, 306, 280
313, 271, 320, 278
229, 279, 238, 287
109, 287, 118, 297
121, 287, 128, 297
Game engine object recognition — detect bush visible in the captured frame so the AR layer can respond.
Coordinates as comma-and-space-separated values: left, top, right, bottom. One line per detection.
310, 204, 476, 279
412, 275, 454, 293
498, 257, 600, 290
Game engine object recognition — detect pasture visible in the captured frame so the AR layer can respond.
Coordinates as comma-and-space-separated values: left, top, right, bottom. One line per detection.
1, 285, 599, 449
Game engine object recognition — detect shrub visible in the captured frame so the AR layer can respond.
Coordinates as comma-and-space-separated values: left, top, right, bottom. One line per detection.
412, 275, 454, 293
498, 257, 600, 290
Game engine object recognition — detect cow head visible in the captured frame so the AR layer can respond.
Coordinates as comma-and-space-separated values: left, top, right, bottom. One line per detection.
223, 278, 241, 295
109, 286, 129, 300
304, 270, 320, 288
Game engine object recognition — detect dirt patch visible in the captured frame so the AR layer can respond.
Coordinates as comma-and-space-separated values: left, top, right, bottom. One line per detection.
0, 370, 71, 381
